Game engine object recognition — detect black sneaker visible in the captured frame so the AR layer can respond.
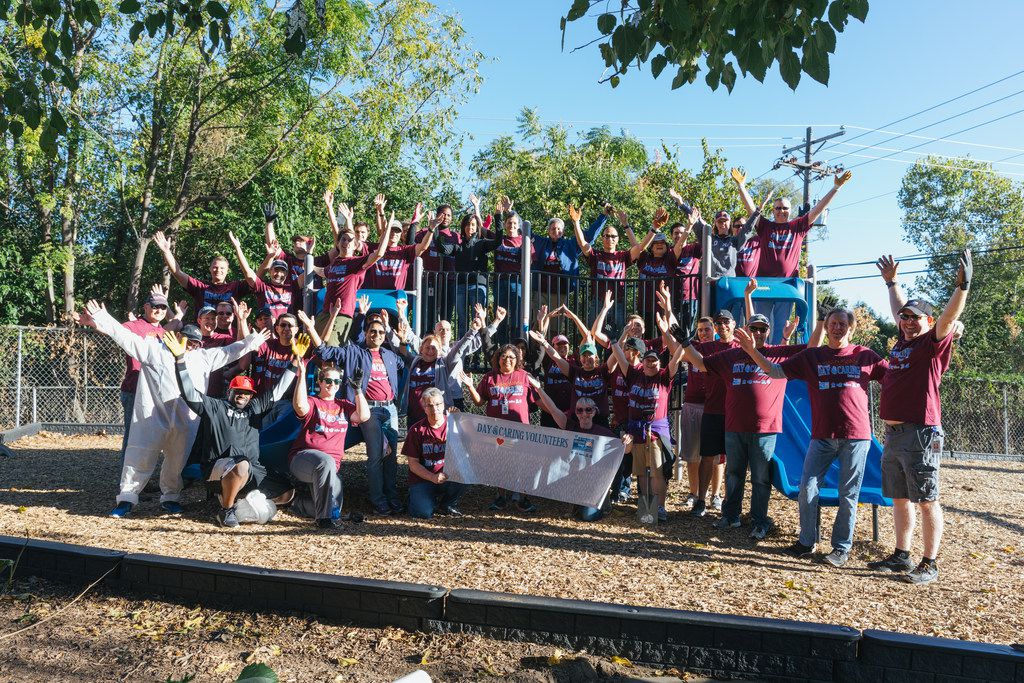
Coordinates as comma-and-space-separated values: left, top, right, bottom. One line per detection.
442, 506, 464, 518
516, 497, 537, 513
217, 507, 239, 528
370, 505, 392, 516
316, 518, 340, 529
822, 549, 849, 567
489, 495, 508, 511
787, 541, 816, 558
389, 502, 406, 515
903, 561, 938, 585
690, 500, 707, 517
867, 552, 914, 573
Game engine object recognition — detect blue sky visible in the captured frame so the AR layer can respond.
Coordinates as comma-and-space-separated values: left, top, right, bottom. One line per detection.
436, 0, 1024, 318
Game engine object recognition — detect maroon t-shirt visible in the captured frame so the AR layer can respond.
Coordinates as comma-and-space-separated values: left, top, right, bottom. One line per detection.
755, 214, 811, 278
636, 251, 677, 316
703, 344, 805, 433
879, 329, 955, 426
364, 244, 417, 290
405, 359, 438, 426
403, 419, 448, 486
568, 364, 611, 418
543, 356, 573, 411
586, 249, 633, 302
201, 332, 234, 397
692, 339, 740, 414
365, 348, 393, 401
415, 227, 460, 272
673, 243, 702, 301
625, 367, 673, 440
564, 418, 616, 439
734, 232, 761, 278
250, 339, 296, 394
494, 235, 531, 273
250, 278, 300, 320
276, 248, 329, 284
683, 359, 707, 405
610, 360, 640, 426
185, 276, 249, 312
323, 254, 370, 317
477, 369, 535, 424
120, 319, 165, 393
781, 345, 888, 440
288, 396, 356, 468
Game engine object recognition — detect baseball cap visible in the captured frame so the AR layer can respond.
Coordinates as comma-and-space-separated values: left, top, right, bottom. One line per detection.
579, 342, 598, 356
197, 304, 216, 317
651, 233, 668, 243
643, 349, 660, 360
180, 324, 203, 342
552, 334, 570, 345
714, 309, 734, 322
625, 337, 646, 354
388, 218, 404, 232
900, 298, 934, 318
146, 293, 168, 307
255, 305, 273, 318
228, 375, 257, 394
715, 210, 730, 220
270, 259, 289, 271
748, 313, 770, 328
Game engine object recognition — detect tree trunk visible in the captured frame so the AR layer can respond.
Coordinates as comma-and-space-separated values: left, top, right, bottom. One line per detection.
125, 235, 152, 315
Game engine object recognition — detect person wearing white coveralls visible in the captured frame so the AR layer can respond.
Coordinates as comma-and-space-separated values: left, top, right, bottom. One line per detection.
77, 300, 269, 516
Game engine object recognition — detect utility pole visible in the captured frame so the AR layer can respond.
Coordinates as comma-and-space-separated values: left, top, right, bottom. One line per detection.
776, 126, 846, 261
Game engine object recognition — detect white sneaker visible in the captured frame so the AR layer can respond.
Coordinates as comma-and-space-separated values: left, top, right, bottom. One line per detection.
711, 495, 723, 511
683, 494, 697, 509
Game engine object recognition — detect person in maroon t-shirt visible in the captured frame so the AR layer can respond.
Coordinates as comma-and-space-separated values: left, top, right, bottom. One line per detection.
732, 216, 760, 278
634, 209, 676, 329
152, 230, 250, 312
863, 249, 971, 585
669, 221, 703, 333
459, 343, 540, 514
288, 360, 370, 528
404, 387, 468, 519
262, 198, 335, 286
363, 215, 434, 290
239, 313, 309, 398
228, 230, 300, 322
413, 204, 459, 329
492, 198, 534, 343
674, 316, 716, 507
531, 334, 611, 426
118, 289, 168, 458
197, 304, 235, 398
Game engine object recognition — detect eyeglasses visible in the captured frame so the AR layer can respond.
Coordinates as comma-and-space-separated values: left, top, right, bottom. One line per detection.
773, 206, 791, 212
277, 322, 296, 328
367, 328, 386, 336
749, 325, 770, 334
338, 235, 353, 243
898, 313, 923, 321
603, 233, 619, 239
216, 311, 232, 316
575, 407, 596, 414
151, 305, 168, 310
320, 377, 342, 385
500, 355, 517, 361
714, 320, 730, 326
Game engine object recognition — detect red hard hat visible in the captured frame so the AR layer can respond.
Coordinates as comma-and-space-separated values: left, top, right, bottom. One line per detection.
228, 376, 256, 394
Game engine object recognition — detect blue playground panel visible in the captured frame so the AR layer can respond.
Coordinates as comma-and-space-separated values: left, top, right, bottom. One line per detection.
714, 276, 812, 342
313, 287, 410, 320
259, 406, 301, 478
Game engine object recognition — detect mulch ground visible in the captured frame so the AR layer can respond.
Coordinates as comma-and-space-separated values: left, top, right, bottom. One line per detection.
1, 431, 1023, 646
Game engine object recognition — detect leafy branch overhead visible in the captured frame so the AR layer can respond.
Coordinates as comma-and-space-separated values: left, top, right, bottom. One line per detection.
561, 0, 868, 92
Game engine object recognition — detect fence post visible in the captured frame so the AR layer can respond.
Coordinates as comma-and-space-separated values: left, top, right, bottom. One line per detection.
700, 226, 711, 317
31, 387, 37, 424
412, 256, 423, 339
14, 328, 23, 428
1003, 384, 1010, 455
303, 252, 315, 315
806, 263, 817, 345
82, 334, 89, 414
520, 220, 532, 338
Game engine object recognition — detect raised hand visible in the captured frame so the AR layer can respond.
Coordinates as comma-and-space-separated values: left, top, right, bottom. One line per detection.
127, 311, 137, 321
265, 238, 280, 257
653, 207, 669, 229
469, 193, 480, 212
730, 167, 746, 185
614, 209, 629, 227
174, 300, 188, 319
655, 311, 670, 335
296, 309, 314, 328
668, 188, 683, 205
336, 202, 354, 227
783, 316, 800, 341
687, 206, 701, 227
395, 297, 409, 316
758, 189, 775, 213
291, 332, 311, 358
230, 297, 250, 320
817, 293, 839, 321
745, 278, 758, 295
348, 367, 364, 390
152, 231, 171, 252
535, 304, 548, 328
323, 189, 334, 210
734, 327, 755, 350
357, 294, 371, 314
150, 283, 167, 298
162, 330, 188, 358
602, 289, 614, 309
227, 231, 241, 248
373, 193, 387, 214
603, 202, 615, 217
955, 248, 972, 291
329, 298, 342, 318
668, 322, 690, 347
876, 254, 899, 283
834, 170, 853, 188
72, 307, 96, 328
567, 203, 582, 224
469, 316, 483, 332
262, 202, 278, 223
527, 329, 546, 345
494, 306, 507, 324
256, 327, 273, 343
473, 302, 486, 323
411, 202, 424, 224
85, 299, 105, 318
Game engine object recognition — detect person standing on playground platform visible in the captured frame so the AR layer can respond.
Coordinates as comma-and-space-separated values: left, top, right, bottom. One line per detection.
736, 297, 886, 566
866, 249, 971, 585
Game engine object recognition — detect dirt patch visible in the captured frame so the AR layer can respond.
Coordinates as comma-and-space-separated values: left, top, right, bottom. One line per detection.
2, 432, 1023, 645
0, 577, 680, 682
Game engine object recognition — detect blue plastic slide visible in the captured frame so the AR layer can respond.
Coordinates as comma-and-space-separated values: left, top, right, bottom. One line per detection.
259, 408, 301, 477
773, 379, 892, 507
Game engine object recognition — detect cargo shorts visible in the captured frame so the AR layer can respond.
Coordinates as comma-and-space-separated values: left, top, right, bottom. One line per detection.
881, 423, 943, 503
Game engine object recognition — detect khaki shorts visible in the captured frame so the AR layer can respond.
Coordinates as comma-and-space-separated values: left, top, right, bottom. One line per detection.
632, 439, 666, 479
676, 402, 704, 464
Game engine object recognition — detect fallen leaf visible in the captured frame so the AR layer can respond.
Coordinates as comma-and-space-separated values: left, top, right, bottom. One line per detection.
547, 648, 564, 666
1002, 545, 1015, 553
419, 649, 430, 665
337, 657, 359, 667
16, 506, 26, 513
610, 656, 633, 667
214, 661, 233, 674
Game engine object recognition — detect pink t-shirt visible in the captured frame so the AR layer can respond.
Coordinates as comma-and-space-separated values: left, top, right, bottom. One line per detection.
781, 345, 888, 440
692, 339, 740, 414
734, 232, 761, 278
364, 244, 417, 290
323, 254, 370, 317
703, 344, 805, 433
250, 278, 299, 320
568, 364, 611, 419
288, 396, 356, 468
879, 329, 955, 426
586, 249, 633, 301
402, 419, 448, 486
477, 369, 535, 424
494, 235, 531, 273
120, 319, 164, 393
365, 349, 393, 401
184, 276, 249, 312
625, 367, 673, 440
673, 243, 702, 301
755, 214, 811, 278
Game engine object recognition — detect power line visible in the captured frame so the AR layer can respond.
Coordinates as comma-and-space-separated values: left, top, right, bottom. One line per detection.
817, 243, 1024, 273
842, 125, 1024, 154
459, 115, 841, 128
822, 255, 1024, 284
839, 150, 1024, 177
831, 141, 1024, 168
829, 190, 900, 212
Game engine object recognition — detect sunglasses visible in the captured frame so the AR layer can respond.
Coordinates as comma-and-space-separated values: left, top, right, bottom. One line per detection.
338, 235, 353, 243
714, 320, 731, 325
320, 377, 342, 385
773, 206, 791, 211
367, 328, 386, 335
150, 305, 168, 310
603, 233, 619, 239
749, 325, 770, 333
575, 407, 596, 414
899, 313, 923, 321
216, 311, 233, 316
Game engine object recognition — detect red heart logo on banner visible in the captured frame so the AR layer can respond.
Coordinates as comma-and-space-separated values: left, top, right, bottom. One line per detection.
496, 438, 505, 446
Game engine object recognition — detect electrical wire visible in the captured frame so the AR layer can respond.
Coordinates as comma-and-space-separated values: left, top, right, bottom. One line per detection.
842, 126, 1024, 154
818, 243, 1024, 271
822, 255, 1024, 284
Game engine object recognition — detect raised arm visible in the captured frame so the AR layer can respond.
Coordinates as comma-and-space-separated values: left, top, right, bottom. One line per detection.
744, 277, 757, 321
79, 301, 151, 361
591, 291, 614, 348
529, 330, 570, 375
609, 340, 630, 375
527, 374, 568, 429
583, 206, 609, 242
262, 202, 279, 250
876, 254, 908, 321
666, 339, 686, 377
560, 304, 592, 343
806, 171, 852, 225
630, 223, 658, 261
414, 221, 435, 257
373, 193, 387, 238
166, 332, 207, 415
228, 231, 259, 286
567, 204, 592, 256
731, 168, 757, 215
296, 309, 325, 349
361, 222, 391, 272
152, 231, 190, 288
324, 189, 341, 239
935, 249, 971, 341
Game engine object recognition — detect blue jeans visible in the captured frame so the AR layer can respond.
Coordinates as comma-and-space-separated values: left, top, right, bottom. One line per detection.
496, 277, 523, 343
408, 480, 467, 518
345, 403, 399, 510
723, 431, 777, 527
455, 281, 487, 336
575, 505, 604, 521
799, 438, 870, 552
119, 390, 135, 461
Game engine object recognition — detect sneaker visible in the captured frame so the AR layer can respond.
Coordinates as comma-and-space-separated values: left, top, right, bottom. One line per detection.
713, 516, 741, 529
330, 506, 341, 521
109, 502, 134, 519
711, 495, 723, 511
489, 495, 508, 511
903, 561, 939, 585
750, 522, 774, 540
657, 507, 668, 523
442, 506, 464, 518
822, 549, 849, 567
340, 511, 364, 524
516, 497, 537, 513
867, 552, 914, 573
787, 541, 816, 558
160, 501, 184, 514
217, 507, 239, 528
316, 518, 340, 529
370, 505, 392, 516
389, 502, 406, 515
690, 500, 707, 517
683, 494, 697, 509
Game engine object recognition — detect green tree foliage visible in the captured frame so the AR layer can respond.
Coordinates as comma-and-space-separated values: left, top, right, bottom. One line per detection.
898, 156, 1024, 376
562, 0, 868, 92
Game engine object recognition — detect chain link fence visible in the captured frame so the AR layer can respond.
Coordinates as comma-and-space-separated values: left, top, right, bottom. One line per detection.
2, 325, 1023, 457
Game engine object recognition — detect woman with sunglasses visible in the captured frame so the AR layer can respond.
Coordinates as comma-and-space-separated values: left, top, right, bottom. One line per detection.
459, 343, 541, 513
438, 211, 504, 336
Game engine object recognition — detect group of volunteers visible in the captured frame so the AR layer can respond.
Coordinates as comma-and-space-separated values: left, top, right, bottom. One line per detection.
72, 164, 972, 586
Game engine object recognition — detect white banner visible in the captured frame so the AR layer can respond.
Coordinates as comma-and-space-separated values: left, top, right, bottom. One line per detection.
444, 413, 625, 508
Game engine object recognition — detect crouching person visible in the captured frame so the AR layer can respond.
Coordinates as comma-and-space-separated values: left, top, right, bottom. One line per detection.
169, 331, 300, 527
404, 388, 466, 519
288, 360, 370, 529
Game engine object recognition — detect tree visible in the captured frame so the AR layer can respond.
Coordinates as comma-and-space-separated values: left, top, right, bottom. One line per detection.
898, 156, 1024, 377
562, 0, 868, 92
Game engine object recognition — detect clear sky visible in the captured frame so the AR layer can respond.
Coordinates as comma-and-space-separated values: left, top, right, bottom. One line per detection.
435, 0, 1024, 318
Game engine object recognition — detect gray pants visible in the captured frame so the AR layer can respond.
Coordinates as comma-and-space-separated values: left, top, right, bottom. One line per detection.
289, 449, 343, 520
119, 390, 135, 460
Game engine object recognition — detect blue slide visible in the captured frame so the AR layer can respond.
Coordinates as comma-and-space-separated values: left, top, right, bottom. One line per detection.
773, 379, 891, 507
